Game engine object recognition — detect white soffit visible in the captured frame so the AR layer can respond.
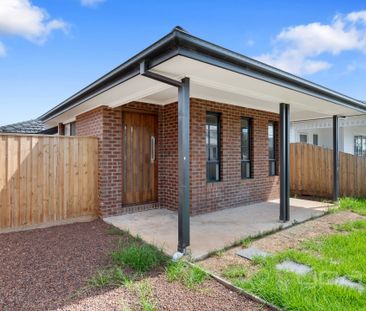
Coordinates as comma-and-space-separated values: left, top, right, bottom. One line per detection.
147, 56, 359, 121
47, 55, 360, 126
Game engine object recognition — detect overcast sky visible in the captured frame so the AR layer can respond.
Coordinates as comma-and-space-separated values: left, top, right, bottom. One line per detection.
0, 0, 366, 125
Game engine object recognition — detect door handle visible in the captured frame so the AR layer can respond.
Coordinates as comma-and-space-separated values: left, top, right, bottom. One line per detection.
151, 136, 156, 163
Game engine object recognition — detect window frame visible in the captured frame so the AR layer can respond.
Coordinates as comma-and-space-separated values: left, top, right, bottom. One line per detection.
64, 122, 76, 136
241, 117, 252, 179
206, 112, 221, 182
268, 121, 277, 176
313, 134, 319, 146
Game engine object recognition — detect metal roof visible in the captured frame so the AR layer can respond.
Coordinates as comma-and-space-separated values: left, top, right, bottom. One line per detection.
39, 26, 366, 121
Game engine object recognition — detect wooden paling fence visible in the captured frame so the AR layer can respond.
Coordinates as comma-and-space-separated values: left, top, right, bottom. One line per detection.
290, 143, 366, 199
0, 134, 99, 231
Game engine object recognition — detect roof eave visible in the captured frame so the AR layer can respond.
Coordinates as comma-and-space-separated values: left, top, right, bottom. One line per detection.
39, 27, 366, 122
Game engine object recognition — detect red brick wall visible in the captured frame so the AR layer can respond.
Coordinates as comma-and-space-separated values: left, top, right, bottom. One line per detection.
74, 98, 280, 216
189, 98, 280, 215
159, 103, 179, 211
76, 106, 123, 216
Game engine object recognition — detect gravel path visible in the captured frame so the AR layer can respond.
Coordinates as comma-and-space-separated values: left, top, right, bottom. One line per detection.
1, 220, 266, 311
0, 220, 120, 311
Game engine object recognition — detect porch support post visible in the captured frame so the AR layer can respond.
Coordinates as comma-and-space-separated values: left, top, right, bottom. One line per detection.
279, 103, 290, 222
333, 115, 339, 202
177, 77, 190, 253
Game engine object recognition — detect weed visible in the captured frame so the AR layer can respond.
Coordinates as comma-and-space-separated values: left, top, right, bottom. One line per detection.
88, 267, 132, 289
241, 237, 253, 248
136, 281, 156, 311
112, 243, 166, 273
222, 265, 246, 279
166, 261, 207, 289
107, 226, 127, 236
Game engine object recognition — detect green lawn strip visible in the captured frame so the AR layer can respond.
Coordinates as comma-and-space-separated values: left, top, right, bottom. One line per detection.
339, 197, 366, 216
232, 219, 366, 311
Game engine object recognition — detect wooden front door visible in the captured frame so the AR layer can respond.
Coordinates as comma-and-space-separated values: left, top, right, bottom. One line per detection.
122, 112, 158, 205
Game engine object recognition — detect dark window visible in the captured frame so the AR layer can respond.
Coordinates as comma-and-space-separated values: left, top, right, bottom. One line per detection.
268, 122, 276, 176
354, 135, 366, 157
206, 113, 220, 182
313, 134, 318, 146
300, 134, 308, 143
241, 118, 252, 179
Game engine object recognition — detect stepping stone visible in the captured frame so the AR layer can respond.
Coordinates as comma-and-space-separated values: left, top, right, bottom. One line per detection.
236, 247, 271, 260
331, 277, 364, 292
276, 260, 312, 275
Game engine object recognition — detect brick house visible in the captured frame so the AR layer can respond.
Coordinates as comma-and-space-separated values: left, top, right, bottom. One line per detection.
39, 27, 366, 253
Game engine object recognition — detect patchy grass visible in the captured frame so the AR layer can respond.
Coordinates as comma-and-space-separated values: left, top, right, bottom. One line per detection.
339, 197, 366, 216
335, 219, 366, 232
88, 267, 132, 289
222, 265, 246, 280
111, 243, 167, 274
166, 261, 207, 289
240, 237, 253, 248
135, 281, 157, 311
106, 226, 128, 236
88, 225, 167, 291
231, 219, 366, 310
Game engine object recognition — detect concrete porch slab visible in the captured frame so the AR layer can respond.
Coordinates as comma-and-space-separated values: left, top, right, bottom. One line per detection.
104, 198, 331, 260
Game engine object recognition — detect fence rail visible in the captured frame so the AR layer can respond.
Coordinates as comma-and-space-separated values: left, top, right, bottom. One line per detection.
290, 143, 366, 199
0, 134, 99, 231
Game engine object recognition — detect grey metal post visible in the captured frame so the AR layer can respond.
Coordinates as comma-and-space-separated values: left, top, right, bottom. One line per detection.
333, 115, 339, 202
178, 77, 190, 253
280, 103, 290, 222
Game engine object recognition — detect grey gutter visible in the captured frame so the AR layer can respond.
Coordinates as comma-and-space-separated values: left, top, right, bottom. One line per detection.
39, 27, 366, 121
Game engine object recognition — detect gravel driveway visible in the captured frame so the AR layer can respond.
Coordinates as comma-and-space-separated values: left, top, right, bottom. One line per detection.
0, 220, 266, 311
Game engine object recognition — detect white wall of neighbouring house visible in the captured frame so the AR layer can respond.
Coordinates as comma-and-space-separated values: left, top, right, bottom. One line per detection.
291, 127, 343, 150
343, 126, 366, 155
291, 115, 366, 156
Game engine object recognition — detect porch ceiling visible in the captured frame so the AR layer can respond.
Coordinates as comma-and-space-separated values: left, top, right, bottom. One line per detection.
46, 55, 363, 126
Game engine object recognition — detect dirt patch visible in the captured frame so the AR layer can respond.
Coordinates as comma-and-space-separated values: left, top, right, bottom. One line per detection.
199, 211, 365, 277
1, 219, 267, 311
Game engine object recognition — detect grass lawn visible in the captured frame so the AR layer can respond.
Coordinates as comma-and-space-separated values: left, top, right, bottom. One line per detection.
228, 198, 366, 311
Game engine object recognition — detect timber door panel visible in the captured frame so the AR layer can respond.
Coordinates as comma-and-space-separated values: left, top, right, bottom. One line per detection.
123, 112, 158, 205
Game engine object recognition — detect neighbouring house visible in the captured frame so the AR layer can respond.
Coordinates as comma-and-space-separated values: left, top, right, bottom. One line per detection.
291, 114, 366, 157
0, 119, 57, 135
37, 27, 366, 253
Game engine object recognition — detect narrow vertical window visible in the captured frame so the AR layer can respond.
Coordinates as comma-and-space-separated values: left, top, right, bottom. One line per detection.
313, 134, 318, 146
241, 118, 252, 179
268, 122, 276, 176
206, 113, 220, 182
